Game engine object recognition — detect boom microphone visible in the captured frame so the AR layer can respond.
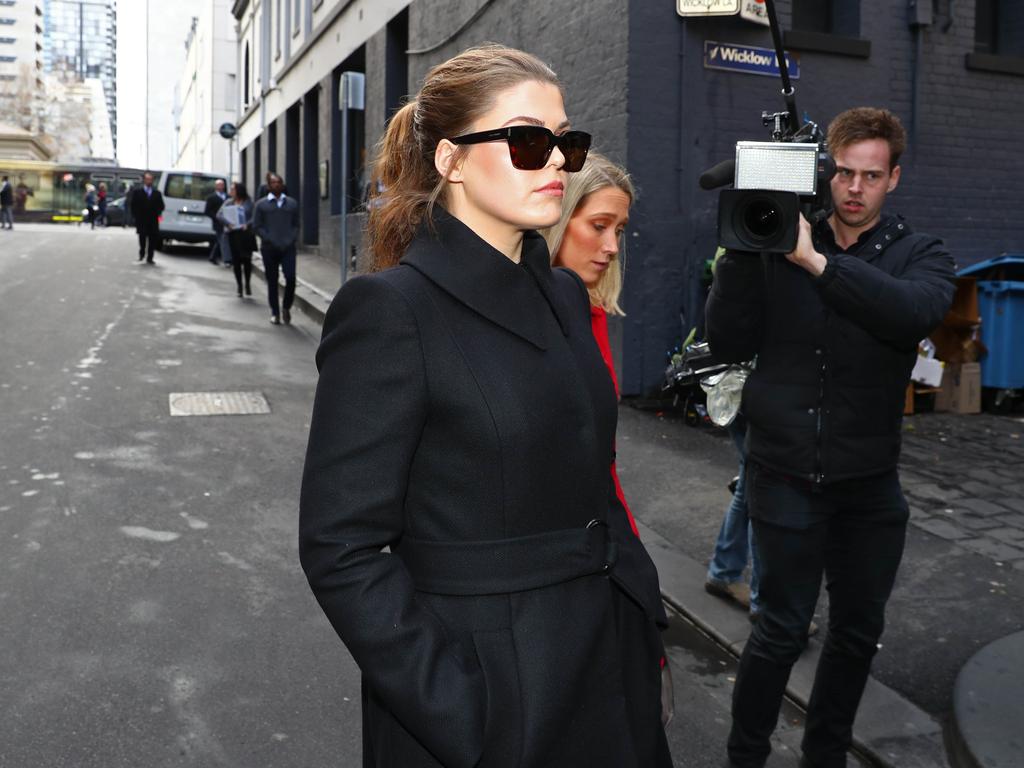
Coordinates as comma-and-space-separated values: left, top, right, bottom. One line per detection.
699, 159, 736, 190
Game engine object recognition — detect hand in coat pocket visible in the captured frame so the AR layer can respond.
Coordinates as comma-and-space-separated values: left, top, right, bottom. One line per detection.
472, 629, 524, 768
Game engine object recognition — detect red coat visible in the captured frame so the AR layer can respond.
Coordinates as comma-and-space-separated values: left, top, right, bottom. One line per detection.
590, 305, 640, 538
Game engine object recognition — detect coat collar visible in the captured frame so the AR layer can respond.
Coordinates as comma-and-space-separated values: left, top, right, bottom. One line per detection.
815, 213, 911, 263
400, 207, 572, 350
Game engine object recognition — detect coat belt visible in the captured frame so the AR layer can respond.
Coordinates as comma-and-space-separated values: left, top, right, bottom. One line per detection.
398, 522, 618, 596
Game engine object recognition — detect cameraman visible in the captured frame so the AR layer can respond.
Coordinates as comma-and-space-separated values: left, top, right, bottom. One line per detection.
706, 107, 956, 768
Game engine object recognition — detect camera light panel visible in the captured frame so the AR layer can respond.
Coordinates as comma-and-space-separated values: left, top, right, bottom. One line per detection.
734, 142, 818, 195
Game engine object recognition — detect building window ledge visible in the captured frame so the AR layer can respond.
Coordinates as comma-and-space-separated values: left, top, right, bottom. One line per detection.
783, 29, 871, 59
965, 52, 1024, 77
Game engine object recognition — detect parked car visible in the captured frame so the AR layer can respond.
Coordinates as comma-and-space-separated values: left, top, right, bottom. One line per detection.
105, 195, 127, 227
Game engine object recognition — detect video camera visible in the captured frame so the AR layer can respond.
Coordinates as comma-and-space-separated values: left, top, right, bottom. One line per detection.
699, 0, 836, 254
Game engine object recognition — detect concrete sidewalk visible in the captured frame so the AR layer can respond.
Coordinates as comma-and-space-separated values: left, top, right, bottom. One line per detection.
251, 248, 1022, 768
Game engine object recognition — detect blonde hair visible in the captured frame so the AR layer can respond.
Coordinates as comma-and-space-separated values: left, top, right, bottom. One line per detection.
542, 152, 635, 316
366, 44, 561, 271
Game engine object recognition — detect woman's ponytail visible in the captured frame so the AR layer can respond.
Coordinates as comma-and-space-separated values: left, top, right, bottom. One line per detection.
366, 101, 436, 271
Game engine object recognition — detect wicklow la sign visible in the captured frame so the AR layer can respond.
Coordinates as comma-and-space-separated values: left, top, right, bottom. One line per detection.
677, 0, 740, 16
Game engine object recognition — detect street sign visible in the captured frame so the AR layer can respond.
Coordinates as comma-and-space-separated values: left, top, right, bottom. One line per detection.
677, 0, 739, 17
739, 0, 769, 25
703, 40, 800, 78
218, 122, 237, 139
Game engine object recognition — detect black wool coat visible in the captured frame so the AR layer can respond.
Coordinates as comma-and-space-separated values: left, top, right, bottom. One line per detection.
129, 186, 164, 235
300, 210, 669, 768
706, 214, 956, 483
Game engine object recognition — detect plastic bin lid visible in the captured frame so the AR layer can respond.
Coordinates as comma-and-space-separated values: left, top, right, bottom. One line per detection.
958, 253, 1024, 279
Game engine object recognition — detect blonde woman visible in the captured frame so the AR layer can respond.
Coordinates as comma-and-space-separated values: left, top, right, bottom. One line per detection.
300, 46, 670, 767
544, 153, 636, 529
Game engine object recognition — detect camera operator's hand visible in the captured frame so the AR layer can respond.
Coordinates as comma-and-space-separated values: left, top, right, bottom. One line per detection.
786, 214, 827, 277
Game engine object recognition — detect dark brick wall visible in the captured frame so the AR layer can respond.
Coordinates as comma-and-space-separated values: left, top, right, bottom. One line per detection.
407, 0, 629, 161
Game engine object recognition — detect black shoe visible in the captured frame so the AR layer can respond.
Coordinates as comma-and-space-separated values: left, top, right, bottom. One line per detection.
237, 288, 243, 297
282, 308, 291, 325
270, 314, 281, 325
138, 254, 144, 261
147, 258, 154, 264
245, 284, 252, 296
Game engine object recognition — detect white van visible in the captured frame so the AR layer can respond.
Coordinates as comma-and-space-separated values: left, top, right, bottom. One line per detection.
153, 170, 226, 246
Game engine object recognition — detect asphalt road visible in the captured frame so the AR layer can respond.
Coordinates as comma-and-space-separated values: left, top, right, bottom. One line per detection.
1, 226, 362, 766
0, 225, 822, 767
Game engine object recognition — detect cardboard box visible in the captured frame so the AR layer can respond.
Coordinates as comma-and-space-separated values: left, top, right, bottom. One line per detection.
943, 362, 982, 414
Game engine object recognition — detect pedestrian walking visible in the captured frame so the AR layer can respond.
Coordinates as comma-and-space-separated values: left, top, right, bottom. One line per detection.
543, 151, 676, 749
217, 182, 255, 298
96, 182, 108, 228
204, 179, 231, 266
0, 175, 13, 230
129, 172, 164, 264
299, 44, 670, 768
707, 107, 957, 768
252, 173, 298, 324
84, 184, 97, 229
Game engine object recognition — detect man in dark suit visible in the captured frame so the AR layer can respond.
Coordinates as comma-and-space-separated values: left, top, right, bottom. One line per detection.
204, 178, 230, 265
252, 173, 299, 325
0, 175, 14, 230
129, 172, 164, 264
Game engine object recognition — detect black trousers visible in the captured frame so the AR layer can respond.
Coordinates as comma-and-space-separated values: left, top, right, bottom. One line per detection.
727, 461, 908, 768
261, 245, 296, 316
137, 231, 158, 261
228, 230, 254, 292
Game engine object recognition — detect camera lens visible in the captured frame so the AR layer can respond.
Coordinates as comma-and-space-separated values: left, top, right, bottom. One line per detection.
742, 198, 781, 240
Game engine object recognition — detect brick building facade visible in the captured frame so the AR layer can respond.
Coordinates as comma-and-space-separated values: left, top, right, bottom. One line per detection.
232, 0, 1024, 394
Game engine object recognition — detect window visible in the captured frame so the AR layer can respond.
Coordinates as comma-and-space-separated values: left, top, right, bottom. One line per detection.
785, 0, 869, 58
293, 0, 300, 35
243, 42, 250, 107
275, 0, 281, 59
975, 0, 1024, 56
968, 0, 1024, 75
0, 37, 15, 44
0, 55, 14, 62
0, 18, 16, 25
164, 173, 221, 201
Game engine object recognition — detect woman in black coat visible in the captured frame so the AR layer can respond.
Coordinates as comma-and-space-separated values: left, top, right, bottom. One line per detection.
300, 45, 671, 768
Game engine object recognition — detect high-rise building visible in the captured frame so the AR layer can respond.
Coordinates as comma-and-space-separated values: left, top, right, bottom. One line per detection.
0, 0, 45, 101
41, 0, 116, 150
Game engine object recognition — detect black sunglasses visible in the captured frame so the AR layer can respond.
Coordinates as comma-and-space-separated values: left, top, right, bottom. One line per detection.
450, 125, 592, 172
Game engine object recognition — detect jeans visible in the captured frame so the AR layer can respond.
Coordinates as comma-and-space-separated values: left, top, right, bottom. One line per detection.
0, 205, 12, 228
219, 231, 232, 265
727, 462, 908, 768
707, 418, 760, 611
262, 245, 296, 316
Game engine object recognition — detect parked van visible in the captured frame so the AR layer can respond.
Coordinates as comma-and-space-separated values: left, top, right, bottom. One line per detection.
153, 170, 226, 246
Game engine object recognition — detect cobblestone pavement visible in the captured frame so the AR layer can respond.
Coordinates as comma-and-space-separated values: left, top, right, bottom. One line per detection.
900, 412, 1024, 570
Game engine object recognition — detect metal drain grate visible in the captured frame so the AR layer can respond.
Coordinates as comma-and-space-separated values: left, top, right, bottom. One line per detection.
169, 391, 271, 416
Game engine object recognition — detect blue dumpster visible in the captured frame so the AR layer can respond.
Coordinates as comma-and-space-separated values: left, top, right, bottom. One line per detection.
958, 255, 1024, 389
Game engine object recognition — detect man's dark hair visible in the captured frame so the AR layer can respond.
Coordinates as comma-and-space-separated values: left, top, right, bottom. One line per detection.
268, 173, 283, 184
827, 107, 907, 169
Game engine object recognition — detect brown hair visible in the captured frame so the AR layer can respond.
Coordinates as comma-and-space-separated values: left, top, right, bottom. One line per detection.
366, 44, 561, 271
827, 107, 907, 169
541, 152, 635, 316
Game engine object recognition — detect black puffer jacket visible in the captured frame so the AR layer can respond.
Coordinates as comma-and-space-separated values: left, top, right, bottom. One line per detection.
706, 214, 956, 483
